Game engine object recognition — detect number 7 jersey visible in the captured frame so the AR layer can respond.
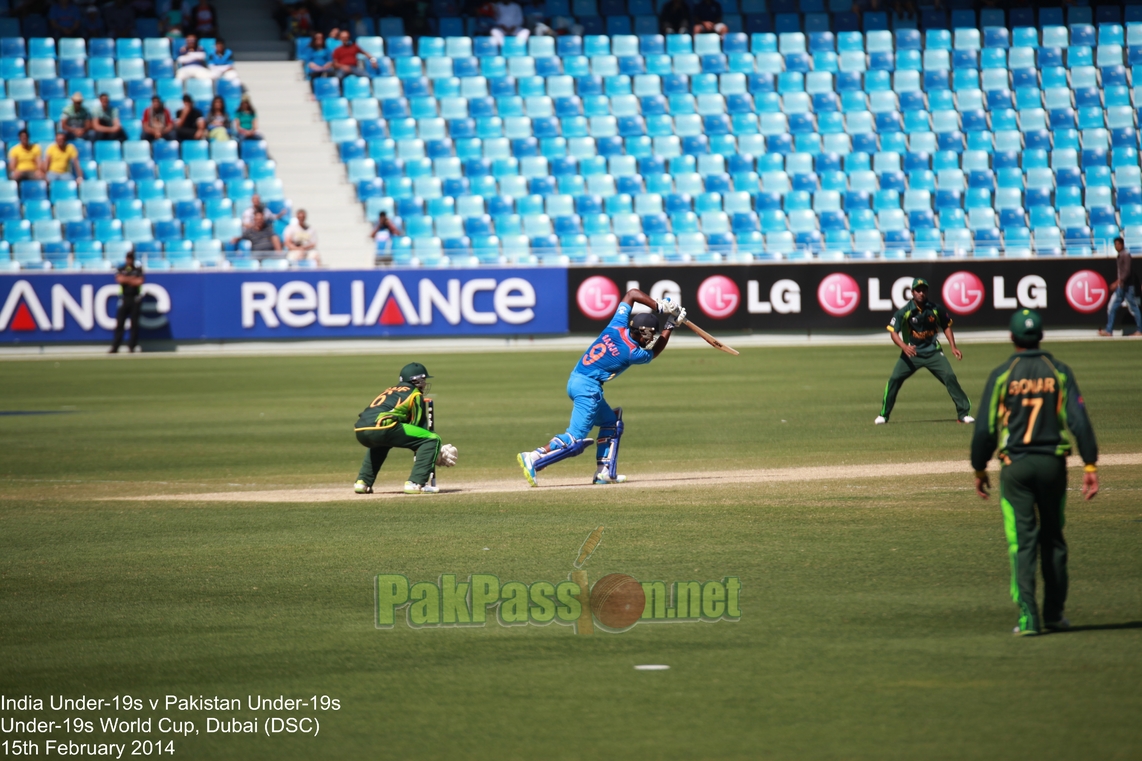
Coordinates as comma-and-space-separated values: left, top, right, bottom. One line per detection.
571, 302, 655, 383
970, 349, 1098, 470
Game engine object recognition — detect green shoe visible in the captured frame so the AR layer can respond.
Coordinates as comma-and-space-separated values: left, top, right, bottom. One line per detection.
1013, 626, 1040, 637
354, 480, 372, 494
404, 481, 439, 495
517, 452, 538, 487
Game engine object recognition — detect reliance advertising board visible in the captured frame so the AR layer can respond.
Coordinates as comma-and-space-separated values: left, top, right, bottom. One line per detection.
568, 259, 1128, 332
0, 259, 1130, 344
0, 269, 567, 343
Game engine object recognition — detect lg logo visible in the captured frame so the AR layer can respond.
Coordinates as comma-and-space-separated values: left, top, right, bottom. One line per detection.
816, 273, 861, 316
696, 276, 740, 319
941, 271, 986, 314
1065, 270, 1109, 313
576, 276, 620, 320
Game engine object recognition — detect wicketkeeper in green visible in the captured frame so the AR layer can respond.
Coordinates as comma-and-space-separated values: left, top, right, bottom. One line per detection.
970, 309, 1099, 636
875, 277, 973, 425
352, 362, 458, 495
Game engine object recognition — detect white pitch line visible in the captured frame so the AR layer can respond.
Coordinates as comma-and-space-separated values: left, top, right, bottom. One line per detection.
114, 453, 1142, 504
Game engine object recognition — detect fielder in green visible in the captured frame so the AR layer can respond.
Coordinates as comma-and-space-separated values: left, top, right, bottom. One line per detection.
970, 309, 1099, 636
875, 278, 973, 425
352, 362, 457, 496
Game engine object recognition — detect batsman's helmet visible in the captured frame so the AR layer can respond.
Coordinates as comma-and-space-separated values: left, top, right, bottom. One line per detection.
630, 311, 659, 346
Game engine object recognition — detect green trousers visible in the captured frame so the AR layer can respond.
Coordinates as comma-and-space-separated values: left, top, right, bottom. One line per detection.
356, 424, 441, 487
879, 351, 971, 420
999, 454, 1069, 633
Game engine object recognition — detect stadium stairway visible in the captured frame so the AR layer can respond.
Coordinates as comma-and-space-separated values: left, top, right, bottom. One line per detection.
214, 0, 292, 62
236, 61, 374, 267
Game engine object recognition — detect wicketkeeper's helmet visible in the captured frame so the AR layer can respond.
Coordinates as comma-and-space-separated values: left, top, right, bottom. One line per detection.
399, 362, 432, 389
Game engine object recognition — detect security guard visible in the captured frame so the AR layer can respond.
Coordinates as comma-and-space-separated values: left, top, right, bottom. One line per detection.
353, 362, 452, 496
110, 250, 144, 353
875, 278, 973, 424
970, 309, 1099, 636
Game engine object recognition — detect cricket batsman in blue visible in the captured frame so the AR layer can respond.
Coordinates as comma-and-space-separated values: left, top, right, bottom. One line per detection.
517, 289, 685, 486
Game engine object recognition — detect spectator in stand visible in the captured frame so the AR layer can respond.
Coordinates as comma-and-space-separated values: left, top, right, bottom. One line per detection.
174, 94, 206, 141
1100, 237, 1142, 337
207, 38, 239, 81
659, 0, 691, 34
80, 5, 106, 36
332, 30, 377, 79
91, 93, 127, 141
284, 209, 320, 263
103, 0, 137, 38
43, 132, 83, 183
489, 0, 529, 44
304, 32, 335, 78
189, 0, 219, 36
141, 95, 175, 141
373, 211, 402, 254
48, 0, 83, 37
60, 92, 93, 141
160, 6, 183, 36
237, 210, 283, 259
232, 96, 262, 140
241, 193, 285, 229
205, 96, 230, 141
175, 35, 212, 81
287, 4, 314, 41
692, 0, 727, 35
8, 130, 44, 180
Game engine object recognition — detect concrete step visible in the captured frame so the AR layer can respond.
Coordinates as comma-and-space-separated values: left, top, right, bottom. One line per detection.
234, 60, 374, 268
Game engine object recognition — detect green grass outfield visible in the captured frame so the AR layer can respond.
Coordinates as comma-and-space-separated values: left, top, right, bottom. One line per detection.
1, 341, 1140, 760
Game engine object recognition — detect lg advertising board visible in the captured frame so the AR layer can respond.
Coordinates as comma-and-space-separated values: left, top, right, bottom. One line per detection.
0, 269, 568, 343
569, 259, 1128, 332
0, 259, 1130, 345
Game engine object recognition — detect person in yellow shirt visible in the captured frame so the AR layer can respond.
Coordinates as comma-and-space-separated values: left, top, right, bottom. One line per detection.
42, 132, 83, 182
7, 129, 44, 180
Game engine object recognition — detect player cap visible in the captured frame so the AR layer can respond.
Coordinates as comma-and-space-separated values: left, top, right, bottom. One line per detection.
1009, 309, 1043, 342
399, 362, 432, 382
911, 277, 930, 290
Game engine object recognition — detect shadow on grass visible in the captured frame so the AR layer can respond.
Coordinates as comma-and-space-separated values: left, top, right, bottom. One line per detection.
1052, 621, 1142, 633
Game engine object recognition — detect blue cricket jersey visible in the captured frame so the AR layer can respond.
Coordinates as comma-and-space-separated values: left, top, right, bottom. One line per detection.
570, 303, 654, 383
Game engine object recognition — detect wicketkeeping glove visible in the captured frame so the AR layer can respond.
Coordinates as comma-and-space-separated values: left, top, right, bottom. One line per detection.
436, 444, 458, 467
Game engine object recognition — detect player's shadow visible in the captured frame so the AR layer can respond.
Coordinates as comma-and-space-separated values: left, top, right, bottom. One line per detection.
1049, 621, 1142, 634
893, 419, 962, 424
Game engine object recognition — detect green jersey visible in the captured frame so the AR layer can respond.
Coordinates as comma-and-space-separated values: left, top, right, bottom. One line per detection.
887, 299, 952, 356
970, 350, 1098, 470
354, 383, 428, 431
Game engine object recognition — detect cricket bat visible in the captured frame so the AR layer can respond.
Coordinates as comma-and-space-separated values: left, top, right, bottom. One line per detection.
682, 319, 740, 356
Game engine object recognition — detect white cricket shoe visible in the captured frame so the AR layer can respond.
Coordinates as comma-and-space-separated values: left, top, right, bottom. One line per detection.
404, 481, 439, 495
354, 480, 372, 494
593, 470, 628, 485
874, 416, 887, 425
960, 415, 976, 424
